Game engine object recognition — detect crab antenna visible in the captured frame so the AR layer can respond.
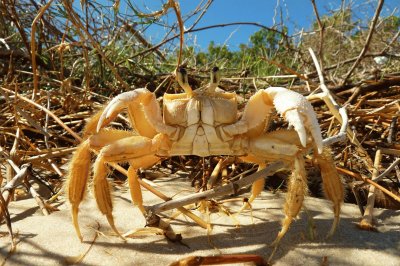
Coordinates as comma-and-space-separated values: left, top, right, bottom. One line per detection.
208, 66, 221, 93
176, 67, 193, 97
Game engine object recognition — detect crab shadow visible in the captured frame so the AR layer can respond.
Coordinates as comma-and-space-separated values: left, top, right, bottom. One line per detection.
0, 233, 92, 266
2, 198, 399, 266
90, 206, 400, 264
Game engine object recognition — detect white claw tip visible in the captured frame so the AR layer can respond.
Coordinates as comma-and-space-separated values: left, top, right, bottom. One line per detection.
96, 115, 106, 133
317, 140, 324, 153
285, 110, 307, 148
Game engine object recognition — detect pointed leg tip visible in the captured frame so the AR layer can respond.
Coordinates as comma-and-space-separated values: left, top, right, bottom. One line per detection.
118, 233, 127, 242
268, 241, 280, 264
73, 225, 83, 242
269, 239, 279, 248
326, 218, 340, 239
237, 205, 248, 214
72, 206, 84, 242
326, 229, 334, 239
106, 214, 125, 241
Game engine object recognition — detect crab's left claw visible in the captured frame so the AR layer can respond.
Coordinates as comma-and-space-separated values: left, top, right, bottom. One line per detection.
264, 87, 323, 153
96, 89, 154, 132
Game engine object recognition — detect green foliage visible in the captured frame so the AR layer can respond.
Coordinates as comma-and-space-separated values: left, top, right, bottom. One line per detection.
249, 28, 286, 53
1, 0, 398, 94
185, 28, 290, 77
382, 15, 400, 32
313, 8, 354, 32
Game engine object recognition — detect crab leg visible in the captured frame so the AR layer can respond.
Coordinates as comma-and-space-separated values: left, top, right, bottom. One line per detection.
92, 154, 159, 238
244, 130, 342, 259
92, 134, 168, 238
127, 155, 161, 214
93, 156, 122, 237
67, 129, 136, 241
271, 153, 307, 247
235, 163, 266, 214
268, 153, 307, 262
315, 149, 344, 237
238, 130, 309, 209
67, 139, 91, 242
248, 164, 266, 203
244, 131, 310, 250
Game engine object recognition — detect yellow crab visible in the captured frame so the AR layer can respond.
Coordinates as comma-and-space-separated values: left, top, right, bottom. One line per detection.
67, 67, 343, 249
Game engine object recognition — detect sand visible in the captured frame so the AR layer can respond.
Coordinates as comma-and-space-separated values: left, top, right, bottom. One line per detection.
1, 176, 399, 265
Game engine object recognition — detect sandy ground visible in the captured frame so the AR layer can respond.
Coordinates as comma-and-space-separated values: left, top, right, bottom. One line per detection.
1, 176, 399, 266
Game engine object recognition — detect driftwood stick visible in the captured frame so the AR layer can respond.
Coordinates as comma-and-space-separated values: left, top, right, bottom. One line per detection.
0, 192, 14, 250
1, 163, 51, 216
372, 158, 400, 182
359, 149, 382, 229
363, 176, 400, 204
25, 147, 76, 162
1, 163, 31, 204
23, 179, 50, 216
148, 161, 286, 214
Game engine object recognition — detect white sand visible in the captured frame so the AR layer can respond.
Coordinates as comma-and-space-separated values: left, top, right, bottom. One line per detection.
1, 177, 399, 265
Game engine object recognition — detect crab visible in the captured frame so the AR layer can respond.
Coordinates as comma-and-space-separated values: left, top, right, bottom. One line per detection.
67, 67, 343, 250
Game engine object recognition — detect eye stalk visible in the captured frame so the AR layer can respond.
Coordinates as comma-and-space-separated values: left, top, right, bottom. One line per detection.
176, 67, 193, 97
208, 66, 221, 93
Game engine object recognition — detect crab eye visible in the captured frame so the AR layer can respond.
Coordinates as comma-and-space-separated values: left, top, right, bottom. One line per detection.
176, 67, 189, 85
178, 66, 187, 76
211, 66, 220, 84
176, 66, 193, 96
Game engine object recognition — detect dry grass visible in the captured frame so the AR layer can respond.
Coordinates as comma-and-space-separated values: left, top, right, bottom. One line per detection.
0, 0, 399, 249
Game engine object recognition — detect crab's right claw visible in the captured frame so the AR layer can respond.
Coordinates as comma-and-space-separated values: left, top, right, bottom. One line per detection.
265, 87, 323, 153
96, 89, 152, 132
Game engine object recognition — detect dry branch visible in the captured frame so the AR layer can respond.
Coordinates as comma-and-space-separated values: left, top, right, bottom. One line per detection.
342, 0, 385, 84
0, 0, 399, 246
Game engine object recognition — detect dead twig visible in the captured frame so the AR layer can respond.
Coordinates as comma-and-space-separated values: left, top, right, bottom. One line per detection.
130, 22, 288, 60
372, 158, 400, 182
30, 0, 54, 100
359, 149, 382, 230
307, 48, 348, 146
342, 0, 385, 84
310, 0, 325, 71
170, 254, 267, 266
308, 48, 375, 171
0, 86, 82, 142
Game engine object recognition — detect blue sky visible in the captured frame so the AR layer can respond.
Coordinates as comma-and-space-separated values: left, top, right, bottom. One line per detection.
127, 0, 399, 51
94, 1, 399, 51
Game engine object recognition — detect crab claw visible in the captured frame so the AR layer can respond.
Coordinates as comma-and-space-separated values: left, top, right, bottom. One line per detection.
96, 89, 153, 132
265, 87, 323, 153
